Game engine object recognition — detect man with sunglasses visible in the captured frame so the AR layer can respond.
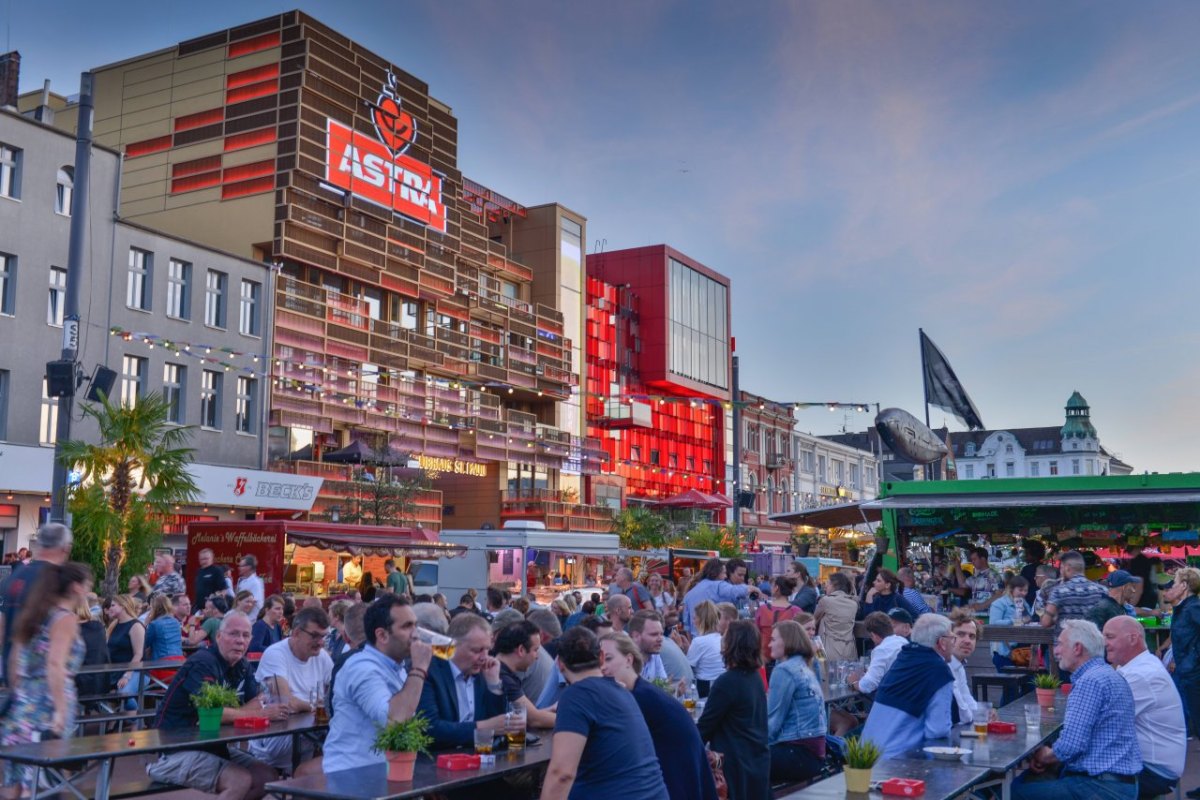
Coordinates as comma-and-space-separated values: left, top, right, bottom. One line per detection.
248, 605, 333, 772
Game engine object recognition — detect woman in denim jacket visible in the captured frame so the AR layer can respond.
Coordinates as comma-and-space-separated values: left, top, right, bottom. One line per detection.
766, 620, 828, 783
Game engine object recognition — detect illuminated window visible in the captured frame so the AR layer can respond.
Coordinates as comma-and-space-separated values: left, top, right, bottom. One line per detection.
127, 248, 152, 311
55, 166, 73, 215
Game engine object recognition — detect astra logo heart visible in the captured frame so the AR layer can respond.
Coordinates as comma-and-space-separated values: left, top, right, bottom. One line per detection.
371, 72, 416, 157
233, 477, 248, 497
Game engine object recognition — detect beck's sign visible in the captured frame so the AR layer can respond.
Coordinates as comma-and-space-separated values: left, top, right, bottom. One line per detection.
325, 118, 447, 231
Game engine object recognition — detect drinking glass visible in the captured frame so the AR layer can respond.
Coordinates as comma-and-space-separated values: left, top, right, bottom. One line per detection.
415, 627, 456, 659
310, 686, 329, 724
681, 683, 699, 714
504, 702, 527, 751
973, 702, 991, 737
474, 727, 495, 755
258, 684, 273, 710
1023, 704, 1041, 732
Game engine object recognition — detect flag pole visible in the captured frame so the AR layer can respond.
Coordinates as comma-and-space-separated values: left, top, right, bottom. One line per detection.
919, 328, 931, 428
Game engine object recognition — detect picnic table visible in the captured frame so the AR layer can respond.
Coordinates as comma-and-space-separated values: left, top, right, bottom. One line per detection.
776, 756, 990, 800
267, 733, 554, 800
0, 712, 326, 800
76, 658, 185, 713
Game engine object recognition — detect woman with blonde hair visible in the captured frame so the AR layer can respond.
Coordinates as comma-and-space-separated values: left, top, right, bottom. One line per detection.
1166, 566, 1200, 736
687, 600, 725, 696
144, 593, 183, 683
766, 620, 826, 783
600, 633, 718, 800
103, 594, 145, 709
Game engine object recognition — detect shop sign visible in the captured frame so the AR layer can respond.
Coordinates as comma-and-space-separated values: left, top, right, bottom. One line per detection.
0, 444, 54, 493
325, 73, 446, 231
189, 464, 323, 511
416, 455, 486, 477
185, 523, 285, 597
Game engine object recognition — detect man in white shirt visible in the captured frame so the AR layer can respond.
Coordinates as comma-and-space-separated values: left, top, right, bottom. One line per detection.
250, 605, 333, 771
1104, 615, 1186, 798
947, 609, 983, 723
850, 612, 908, 694
629, 610, 668, 682
235, 555, 265, 621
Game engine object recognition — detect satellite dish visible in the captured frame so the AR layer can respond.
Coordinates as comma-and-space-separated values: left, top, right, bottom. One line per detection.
875, 407, 949, 464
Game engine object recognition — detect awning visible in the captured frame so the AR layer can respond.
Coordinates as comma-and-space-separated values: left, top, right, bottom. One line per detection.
863, 489, 1200, 510
770, 501, 881, 529
287, 529, 466, 559
754, 529, 792, 547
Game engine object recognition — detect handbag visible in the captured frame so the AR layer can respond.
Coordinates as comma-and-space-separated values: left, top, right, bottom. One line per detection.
1009, 646, 1032, 667
707, 749, 728, 800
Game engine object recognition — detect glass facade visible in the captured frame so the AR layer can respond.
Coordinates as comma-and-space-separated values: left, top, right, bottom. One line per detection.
668, 257, 728, 390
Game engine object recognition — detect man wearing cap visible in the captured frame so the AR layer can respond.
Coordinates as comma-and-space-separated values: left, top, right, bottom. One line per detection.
1086, 571, 1157, 631
0, 523, 73, 684
1103, 615, 1185, 799
849, 612, 907, 694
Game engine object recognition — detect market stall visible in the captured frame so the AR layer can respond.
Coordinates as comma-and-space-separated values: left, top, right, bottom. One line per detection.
184, 520, 466, 599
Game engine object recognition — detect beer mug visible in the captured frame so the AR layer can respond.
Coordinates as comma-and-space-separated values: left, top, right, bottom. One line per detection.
415, 627, 456, 659
504, 702, 527, 751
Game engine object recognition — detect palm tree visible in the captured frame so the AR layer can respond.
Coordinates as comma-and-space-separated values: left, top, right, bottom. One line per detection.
59, 392, 199, 598
613, 505, 671, 550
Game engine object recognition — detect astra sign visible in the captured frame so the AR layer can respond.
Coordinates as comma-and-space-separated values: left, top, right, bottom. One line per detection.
325, 73, 446, 231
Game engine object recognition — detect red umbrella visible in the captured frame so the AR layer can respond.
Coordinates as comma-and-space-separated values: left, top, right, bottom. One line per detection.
656, 489, 732, 510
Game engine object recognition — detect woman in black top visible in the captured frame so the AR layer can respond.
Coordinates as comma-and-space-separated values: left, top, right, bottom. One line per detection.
697, 619, 770, 800
74, 600, 110, 701
104, 595, 145, 710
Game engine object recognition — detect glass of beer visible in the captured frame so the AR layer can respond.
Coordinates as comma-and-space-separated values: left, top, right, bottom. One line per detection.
474, 727, 495, 755
504, 702, 527, 751
681, 683, 698, 713
416, 627, 456, 659
974, 702, 991, 737
310, 686, 329, 724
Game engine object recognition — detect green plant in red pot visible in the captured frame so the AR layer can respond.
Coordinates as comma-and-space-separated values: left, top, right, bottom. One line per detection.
373, 713, 433, 782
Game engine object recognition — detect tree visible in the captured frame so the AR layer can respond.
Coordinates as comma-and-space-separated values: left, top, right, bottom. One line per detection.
59, 392, 198, 599
340, 450, 429, 527
684, 522, 743, 558
613, 505, 671, 550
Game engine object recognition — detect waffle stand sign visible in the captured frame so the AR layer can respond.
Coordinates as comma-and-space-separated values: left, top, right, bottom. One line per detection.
325, 72, 447, 231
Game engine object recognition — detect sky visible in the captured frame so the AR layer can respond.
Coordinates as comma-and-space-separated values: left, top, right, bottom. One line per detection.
9, 1, 1200, 473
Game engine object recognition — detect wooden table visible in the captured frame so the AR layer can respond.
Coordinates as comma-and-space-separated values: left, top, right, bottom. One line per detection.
977, 624, 1060, 676
777, 756, 990, 800
267, 737, 553, 799
0, 712, 326, 800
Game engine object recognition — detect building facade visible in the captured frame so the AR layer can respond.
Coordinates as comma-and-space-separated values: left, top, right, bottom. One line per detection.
584, 245, 732, 509
0, 107, 303, 552
25, 12, 607, 531
736, 391, 798, 549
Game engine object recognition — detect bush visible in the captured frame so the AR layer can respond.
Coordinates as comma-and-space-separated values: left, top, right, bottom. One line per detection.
373, 714, 433, 755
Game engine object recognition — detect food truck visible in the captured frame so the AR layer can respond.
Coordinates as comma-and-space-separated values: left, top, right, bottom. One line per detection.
184, 520, 466, 599
437, 521, 621, 605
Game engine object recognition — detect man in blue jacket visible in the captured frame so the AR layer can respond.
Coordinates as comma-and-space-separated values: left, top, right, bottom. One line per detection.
417, 611, 508, 748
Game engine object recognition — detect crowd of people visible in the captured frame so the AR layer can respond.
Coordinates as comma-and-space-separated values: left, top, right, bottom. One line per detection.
0, 524, 1197, 800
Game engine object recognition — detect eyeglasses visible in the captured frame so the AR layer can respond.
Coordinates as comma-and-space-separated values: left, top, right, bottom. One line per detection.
295, 628, 327, 640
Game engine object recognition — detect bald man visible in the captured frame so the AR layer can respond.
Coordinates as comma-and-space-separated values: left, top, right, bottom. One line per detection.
606, 594, 633, 634
1104, 615, 1185, 798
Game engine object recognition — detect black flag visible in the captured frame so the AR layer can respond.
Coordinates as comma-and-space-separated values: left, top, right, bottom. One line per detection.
920, 329, 984, 430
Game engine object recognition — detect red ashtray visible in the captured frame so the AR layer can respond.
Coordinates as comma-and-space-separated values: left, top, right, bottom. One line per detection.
882, 778, 925, 796
436, 754, 481, 771
988, 721, 1017, 734
234, 716, 271, 729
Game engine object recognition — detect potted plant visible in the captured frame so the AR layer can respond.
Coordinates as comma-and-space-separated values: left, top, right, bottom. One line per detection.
1033, 674, 1061, 708
191, 682, 240, 733
374, 714, 433, 782
792, 532, 814, 558
843, 736, 882, 793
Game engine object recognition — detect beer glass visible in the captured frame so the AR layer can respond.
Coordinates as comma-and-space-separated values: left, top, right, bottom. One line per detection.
504, 702, 527, 751
416, 627, 456, 659
474, 727, 495, 755
973, 702, 991, 737
310, 685, 329, 724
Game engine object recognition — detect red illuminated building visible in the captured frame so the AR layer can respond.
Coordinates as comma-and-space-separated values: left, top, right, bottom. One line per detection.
585, 246, 732, 509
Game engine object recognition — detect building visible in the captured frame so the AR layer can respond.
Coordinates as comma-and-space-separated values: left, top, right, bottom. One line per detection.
824, 392, 1132, 482
22, 12, 609, 531
0, 105, 317, 552
584, 245, 732, 509
736, 390, 798, 549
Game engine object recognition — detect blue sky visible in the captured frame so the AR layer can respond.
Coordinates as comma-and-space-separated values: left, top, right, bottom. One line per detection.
10, 1, 1200, 472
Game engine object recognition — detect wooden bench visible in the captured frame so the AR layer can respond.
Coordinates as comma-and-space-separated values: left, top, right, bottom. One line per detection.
72, 710, 156, 735
971, 672, 1032, 705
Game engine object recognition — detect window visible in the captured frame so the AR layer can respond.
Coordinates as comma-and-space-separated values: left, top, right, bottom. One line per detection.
47, 267, 66, 326
850, 463, 860, 488
201, 370, 221, 428
801, 450, 815, 472
127, 248, 151, 310
834, 460, 845, 483
1072, 459, 1080, 475
163, 363, 185, 424
964, 464, 975, 478
1005, 462, 1015, 477
667, 257, 729, 390
650, 448, 660, 466
987, 463, 996, 478
205, 270, 227, 327
167, 259, 191, 320
0, 144, 20, 199
235, 376, 257, 433
121, 355, 146, 408
965, 442, 976, 456
55, 167, 73, 215
0, 252, 15, 315
1030, 462, 1040, 477
39, 379, 57, 445
0, 369, 8, 440
1005, 443, 1013, 454
817, 455, 826, 481
1049, 460, 1059, 476
239, 279, 261, 336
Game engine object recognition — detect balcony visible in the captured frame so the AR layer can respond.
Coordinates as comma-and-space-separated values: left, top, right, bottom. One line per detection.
766, 453, 790, 470
500, 489, 617, 533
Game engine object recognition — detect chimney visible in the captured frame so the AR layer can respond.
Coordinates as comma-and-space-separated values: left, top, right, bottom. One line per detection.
34, 79, 54, 124
0, 51, 19, 110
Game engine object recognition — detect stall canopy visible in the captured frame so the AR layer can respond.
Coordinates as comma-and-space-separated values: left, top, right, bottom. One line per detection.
655, 489, 733, 510
282, 521, 467, 558
770, 500, 880, 530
